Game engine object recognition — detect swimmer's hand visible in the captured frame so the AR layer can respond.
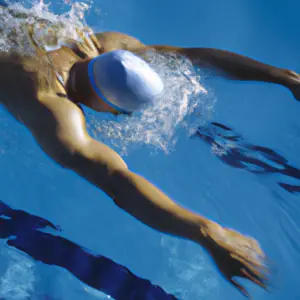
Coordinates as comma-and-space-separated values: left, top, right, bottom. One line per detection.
75, 28, 102, 59
202, 223, 269, 297
285, 70, 300, 101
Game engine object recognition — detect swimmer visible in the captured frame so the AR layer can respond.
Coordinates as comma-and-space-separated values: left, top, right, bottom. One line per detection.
2, 6, 300, 297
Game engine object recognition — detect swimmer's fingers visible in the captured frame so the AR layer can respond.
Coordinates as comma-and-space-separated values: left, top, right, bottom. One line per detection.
73, 37, 93, 58
75, 28, 102, 56
227, 278, 249, 298
74, 41, 88, 55
241, 266, 268, 289
89, 33, 103, 53
226, 267, 267, 299
76, 28, 95, 51
74, 30, 96, 58
226, 237, 269, 289
219, 253, 268, 298
231, 253, 269, 287
75, 28, 90, 50
205, 224, 269, 297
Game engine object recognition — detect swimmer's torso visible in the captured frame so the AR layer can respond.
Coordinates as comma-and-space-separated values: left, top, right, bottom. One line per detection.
0, 6, 147, 123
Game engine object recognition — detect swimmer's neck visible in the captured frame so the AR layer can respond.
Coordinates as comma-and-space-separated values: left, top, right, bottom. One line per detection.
66, 60, 121, 114
66, 60, 117, 114
66, 60, 93, 107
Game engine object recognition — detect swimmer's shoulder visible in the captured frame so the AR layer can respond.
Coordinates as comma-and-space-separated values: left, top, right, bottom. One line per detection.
95, 31, 146, 53
0, 51, 73, 126
0, 52, 57, 105
0, 52, 33, 98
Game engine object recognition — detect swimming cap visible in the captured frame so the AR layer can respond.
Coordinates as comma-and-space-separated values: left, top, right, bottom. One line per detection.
88, 50, 164, 113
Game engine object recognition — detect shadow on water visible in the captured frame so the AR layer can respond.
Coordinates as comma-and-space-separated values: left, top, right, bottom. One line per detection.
0, 201, 177, 300
193, 122, 300, 194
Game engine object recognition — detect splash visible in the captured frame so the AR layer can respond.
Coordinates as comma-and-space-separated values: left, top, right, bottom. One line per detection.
0, 1, 216, 155
0, 248, 36, 300
0, 0, 92, 54
158, 236, 219, 299
88, 52, 216, 155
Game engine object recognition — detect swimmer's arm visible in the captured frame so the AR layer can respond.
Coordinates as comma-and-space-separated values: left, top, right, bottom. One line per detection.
32, 94, 210, 244
146, 45, 300, 100
30, 93, 268, 296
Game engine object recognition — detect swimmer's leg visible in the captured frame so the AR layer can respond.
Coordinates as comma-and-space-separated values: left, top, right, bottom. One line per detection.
148, 45, 300, 101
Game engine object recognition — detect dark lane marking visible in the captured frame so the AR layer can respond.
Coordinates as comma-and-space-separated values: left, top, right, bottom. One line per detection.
0, 201, 177, 300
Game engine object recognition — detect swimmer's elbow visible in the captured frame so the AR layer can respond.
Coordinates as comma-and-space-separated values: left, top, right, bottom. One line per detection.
62, 137, 128, 189
107, 168, 135, 199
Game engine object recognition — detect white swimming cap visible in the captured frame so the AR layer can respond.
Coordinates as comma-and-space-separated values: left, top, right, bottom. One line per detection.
88, 50, 164, 113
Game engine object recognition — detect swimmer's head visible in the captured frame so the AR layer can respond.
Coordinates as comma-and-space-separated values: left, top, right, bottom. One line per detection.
79, 50, 164, 114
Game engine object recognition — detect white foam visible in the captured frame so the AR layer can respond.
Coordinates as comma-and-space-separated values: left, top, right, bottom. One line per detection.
0, 0, 93, 54
0, 1, 216, 155
0, 248, 36, 300
158, 236, 219, 299
89, 52, 216, 155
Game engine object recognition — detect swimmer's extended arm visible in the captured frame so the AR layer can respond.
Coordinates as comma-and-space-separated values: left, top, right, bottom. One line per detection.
28, 93, 268, 297
93, 31, 299, 99
92, 32, 299, 100
147, 45, 300, 100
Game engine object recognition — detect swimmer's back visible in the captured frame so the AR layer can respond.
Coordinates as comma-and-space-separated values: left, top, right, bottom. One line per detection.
0, 52, 58, 122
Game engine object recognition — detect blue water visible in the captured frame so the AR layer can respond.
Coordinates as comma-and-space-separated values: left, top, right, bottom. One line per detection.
1, 0, 300, 299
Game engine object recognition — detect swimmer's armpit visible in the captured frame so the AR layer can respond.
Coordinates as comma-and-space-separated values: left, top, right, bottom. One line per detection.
147, 45, 300, 100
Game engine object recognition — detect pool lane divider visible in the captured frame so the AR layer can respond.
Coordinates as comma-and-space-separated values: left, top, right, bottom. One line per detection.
0, 200, 178, 300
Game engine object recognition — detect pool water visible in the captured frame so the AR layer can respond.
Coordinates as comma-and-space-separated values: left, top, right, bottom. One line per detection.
0, 0, 300, 299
